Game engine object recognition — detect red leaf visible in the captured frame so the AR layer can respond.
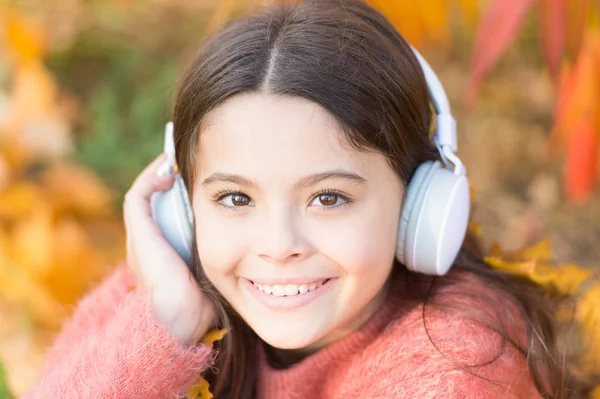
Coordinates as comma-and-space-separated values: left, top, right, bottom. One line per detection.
549, 30, 600, 154
538, 0, 566, 79
465, 0, 535, 107
564, 120, 599, 203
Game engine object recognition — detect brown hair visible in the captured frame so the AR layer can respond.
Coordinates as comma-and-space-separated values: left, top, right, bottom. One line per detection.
171, 0, 593, 397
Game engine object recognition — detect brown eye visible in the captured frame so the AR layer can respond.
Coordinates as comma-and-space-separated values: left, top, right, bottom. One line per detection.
318, 194, 338, 206
218, 192, 253, 208
231, 194, 250, 206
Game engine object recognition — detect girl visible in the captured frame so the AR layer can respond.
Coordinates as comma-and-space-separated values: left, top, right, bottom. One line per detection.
23, 0, 586, 397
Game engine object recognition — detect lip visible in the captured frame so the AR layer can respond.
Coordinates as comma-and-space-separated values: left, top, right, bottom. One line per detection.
242, 277, 337, 311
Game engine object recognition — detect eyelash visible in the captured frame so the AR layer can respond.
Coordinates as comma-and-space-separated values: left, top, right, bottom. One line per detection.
211, 188, 353, 211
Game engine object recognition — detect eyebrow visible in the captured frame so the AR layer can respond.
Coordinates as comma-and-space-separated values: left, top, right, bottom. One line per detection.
200, 169, 367, 189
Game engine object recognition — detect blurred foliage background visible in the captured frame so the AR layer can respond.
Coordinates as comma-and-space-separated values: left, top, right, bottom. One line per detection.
0, 0, 599, 397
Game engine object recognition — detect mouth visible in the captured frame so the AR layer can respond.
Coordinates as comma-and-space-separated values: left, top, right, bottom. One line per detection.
250, 278, 333, 297
243, 277, 337, 311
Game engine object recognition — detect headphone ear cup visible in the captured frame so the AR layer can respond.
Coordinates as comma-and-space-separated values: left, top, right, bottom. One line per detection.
396, 161, 438, 266
151, 174, 195, 265
396, 161, 470, 275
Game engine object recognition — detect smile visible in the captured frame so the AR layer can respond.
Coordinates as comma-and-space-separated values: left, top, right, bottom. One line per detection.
252, 279, 330, 296
243, 277, 337, 311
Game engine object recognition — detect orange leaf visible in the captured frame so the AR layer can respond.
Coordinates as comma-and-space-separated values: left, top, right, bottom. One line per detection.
549, 30, 600, 153
366, 1, 424, 47
2, 11, 45, 64
456, 0, 480, 28
564, 119, 599, 203
0, 182, 42, 222
202, 328, 229, 346
41, 162, 116, 219
465, 0, 535, 107
11, 207, 55, 278
43, 218, 108, 305
416, 0, 449, 46
564, 0, 589, 61
538, 0, 566, 79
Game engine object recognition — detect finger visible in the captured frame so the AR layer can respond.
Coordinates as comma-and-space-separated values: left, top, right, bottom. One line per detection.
126, 154, 176, 205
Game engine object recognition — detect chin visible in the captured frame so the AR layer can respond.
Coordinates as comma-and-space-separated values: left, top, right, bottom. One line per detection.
252, 322, 328, 350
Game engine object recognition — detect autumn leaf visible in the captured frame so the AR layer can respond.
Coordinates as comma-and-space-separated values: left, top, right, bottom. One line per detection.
574, 280, 600, 377
564, 0, 590, 61
550, 30, 599, 151
485, 240, 593, 295
465, 0, 535, 106
0, 182, 42, 222
41, 162, 116, 219
2, 11, 45, 65
547, 30, 600, 203
563, 119, 599, 203
538, 0, 566, 79
187, 329, 229, 399
456, 0, 480, 28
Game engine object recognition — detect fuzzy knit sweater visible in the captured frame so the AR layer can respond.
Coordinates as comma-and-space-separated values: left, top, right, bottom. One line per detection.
21, 265, 541, 399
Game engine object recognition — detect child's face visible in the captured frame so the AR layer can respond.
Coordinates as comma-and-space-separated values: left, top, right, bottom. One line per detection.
192, 93, 403, 352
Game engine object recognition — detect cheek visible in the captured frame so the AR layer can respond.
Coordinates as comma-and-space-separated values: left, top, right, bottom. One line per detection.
313, 203, 400, 277
194, 210, 248, 277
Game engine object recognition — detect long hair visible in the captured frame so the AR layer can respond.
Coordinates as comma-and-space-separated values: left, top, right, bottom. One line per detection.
171, 1, 592, 397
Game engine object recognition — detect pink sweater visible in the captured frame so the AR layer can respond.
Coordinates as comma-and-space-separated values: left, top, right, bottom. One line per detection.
22, 266, 540, 398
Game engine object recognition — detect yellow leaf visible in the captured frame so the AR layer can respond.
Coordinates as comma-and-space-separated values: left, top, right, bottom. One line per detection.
467, 221, 482, 237
202, 328, 229, 346
0, 182, 42, 222
469, 182, 478, 204
187, 377, 213, 399
43, 218, 108, 305
0, 254, 65, 330
42, 162, 115, 219
511, 239, 553, 262
574, 280, 600, 376
484, 256, 537, 277
416, 0, 449, 46
484, 256, 593, 295
2, 11, 45, 64
367, 0, 424, 47
186, 329, 229, 399
11, 207, 54, 278
487, 239, 552, 262
456, 0, 480, 28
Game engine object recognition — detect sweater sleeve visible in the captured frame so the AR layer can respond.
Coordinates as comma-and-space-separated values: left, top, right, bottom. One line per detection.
21, 267, 217, 399
41, 265, 137, 369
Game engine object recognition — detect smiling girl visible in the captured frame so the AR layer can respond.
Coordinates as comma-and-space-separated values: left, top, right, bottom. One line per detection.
23, 0, 586, 398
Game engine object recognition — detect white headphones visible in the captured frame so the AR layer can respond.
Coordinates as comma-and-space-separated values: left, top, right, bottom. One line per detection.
151, 47, 470, 276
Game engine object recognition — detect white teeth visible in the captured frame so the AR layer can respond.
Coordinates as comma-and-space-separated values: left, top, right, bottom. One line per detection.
254, 279, 329, 297
284, 284, 298, 296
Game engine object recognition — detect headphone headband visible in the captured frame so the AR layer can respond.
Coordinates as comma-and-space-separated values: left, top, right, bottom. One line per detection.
410, 46, 464, 176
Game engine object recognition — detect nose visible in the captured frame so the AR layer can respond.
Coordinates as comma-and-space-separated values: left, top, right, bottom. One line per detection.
255, 208, 312, 264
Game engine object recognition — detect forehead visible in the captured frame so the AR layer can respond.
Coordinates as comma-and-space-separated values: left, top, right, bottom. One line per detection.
197, 93, 364, 173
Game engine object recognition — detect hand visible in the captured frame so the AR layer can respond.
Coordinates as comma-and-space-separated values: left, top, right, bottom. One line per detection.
123, 154, 217, 346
